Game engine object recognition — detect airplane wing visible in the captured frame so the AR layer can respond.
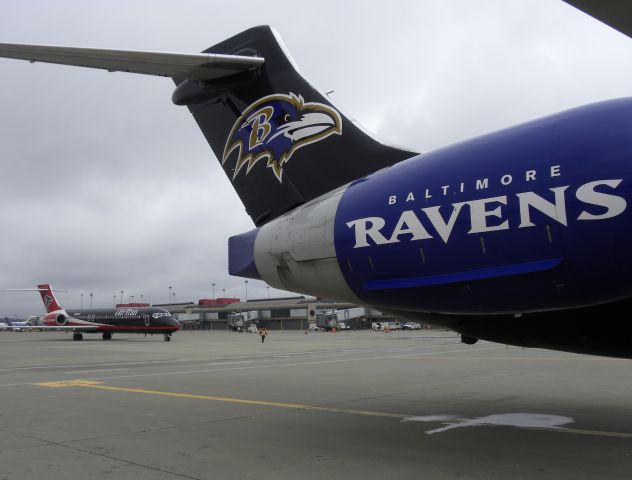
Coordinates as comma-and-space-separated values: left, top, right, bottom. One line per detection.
0, 44, 264, 81
563, 1, 632, 39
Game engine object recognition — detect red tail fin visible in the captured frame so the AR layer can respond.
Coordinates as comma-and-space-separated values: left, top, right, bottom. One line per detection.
37, 284, 63, 312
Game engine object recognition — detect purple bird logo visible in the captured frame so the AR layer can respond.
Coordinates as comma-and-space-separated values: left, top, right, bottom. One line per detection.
222, 93, 342, 182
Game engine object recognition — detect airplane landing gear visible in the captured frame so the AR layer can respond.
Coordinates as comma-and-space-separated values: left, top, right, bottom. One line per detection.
72, 332, 83, 341
102, 332, 112, 341
164, 335, 171, 342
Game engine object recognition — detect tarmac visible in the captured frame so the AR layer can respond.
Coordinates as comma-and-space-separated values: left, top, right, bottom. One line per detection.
0, 329, 631, 479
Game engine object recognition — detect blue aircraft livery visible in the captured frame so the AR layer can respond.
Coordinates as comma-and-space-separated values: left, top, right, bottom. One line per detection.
222, 93, 342, 182
334, 98, 632, 314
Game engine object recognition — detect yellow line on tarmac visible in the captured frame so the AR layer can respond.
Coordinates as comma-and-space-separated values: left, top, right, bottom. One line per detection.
553, 427, 632, 439
35, 380, 632, 439
407, 357, 592, 361
36, 380, 406, 419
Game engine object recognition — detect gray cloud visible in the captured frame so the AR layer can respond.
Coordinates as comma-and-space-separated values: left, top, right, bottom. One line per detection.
0, 0, 631, 316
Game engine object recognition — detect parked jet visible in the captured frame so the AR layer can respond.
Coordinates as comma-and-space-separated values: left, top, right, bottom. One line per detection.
0, 2, 631, 356
14, 284, 180, 341
4, 319, 31, 332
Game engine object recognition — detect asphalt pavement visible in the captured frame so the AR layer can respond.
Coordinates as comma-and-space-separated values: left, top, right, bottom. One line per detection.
1, 329, 631, 479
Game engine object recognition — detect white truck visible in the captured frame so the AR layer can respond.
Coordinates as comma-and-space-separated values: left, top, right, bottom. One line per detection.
372, 321, 403, 331
228, 311, 260, 332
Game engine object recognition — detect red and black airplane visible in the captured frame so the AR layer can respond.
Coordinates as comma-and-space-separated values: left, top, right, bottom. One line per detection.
24, 284, 180, 341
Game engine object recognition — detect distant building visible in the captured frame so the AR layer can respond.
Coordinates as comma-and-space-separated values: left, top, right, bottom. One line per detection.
158, 296, 408, 331
198, 298, 240, 306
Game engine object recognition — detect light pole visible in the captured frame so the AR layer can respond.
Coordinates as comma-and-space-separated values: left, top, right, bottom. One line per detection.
140, 294, 144, 305
169, 286, 172, 304
130, 295, 134, 304
120, 290, 124, 304
90, 292, 93, 310
112, 295, 116, 307
212, 283, 215, 300
81, 293, 84, 308
266, 286, 270, 299
222, 288, 226, 299
172, 292, 176, 304
245, 280, 248, 302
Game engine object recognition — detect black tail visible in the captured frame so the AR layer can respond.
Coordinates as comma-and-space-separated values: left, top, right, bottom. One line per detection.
173, 26, 416, 226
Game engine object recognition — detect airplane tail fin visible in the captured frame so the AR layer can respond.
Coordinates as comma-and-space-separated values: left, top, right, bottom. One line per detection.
37, 284, 63, 313
174, 26, 417, 226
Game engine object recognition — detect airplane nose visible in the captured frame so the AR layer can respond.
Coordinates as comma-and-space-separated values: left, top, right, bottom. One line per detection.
170, 317, 181, 330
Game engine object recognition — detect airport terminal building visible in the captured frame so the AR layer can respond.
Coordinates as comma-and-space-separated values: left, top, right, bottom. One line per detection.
154, 297, 407, 331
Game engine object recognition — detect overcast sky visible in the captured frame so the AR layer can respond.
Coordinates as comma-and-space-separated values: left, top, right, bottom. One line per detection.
0, 0, 631, 317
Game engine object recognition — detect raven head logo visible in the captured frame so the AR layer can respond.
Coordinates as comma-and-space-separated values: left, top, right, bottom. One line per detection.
222, 93, 342, 182
44, 294, 53, 309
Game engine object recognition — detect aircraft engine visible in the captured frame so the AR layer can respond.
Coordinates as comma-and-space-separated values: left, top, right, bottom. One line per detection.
229, 186, 360, 303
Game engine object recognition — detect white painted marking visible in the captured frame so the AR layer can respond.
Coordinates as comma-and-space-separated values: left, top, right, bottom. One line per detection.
0, 361, 152, 371
403, 415, 458, 422
0, 340, 462, 374
402, 412, 574, 434
205, 360, 258, 366
64, 368, 129, 374
0, 342, 491, 383
0, 344, 486, 386
75, 346, 502, 382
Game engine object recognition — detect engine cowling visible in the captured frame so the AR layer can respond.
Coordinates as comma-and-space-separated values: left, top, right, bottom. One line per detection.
229, 186, 359, 303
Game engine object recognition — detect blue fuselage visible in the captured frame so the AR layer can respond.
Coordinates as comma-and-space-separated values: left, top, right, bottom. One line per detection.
334, 98, 632, 314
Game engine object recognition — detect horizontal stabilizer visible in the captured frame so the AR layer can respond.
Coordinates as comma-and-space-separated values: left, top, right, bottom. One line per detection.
0, 43, 264, 81
2, 288, 67, 292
